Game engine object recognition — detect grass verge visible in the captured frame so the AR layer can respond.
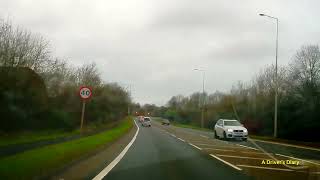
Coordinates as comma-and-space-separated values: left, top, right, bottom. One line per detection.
0, 116, 133, 179
250, 135, 320, 149
152, 117, 211, 132
0, 130, 78, 147
0, 119, 122, 147
172, 122, 212, 132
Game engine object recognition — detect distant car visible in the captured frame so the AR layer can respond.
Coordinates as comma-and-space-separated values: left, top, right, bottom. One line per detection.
214, 119, 248, 141
138, 116, 144, 123
142, 117, 151, 127
162, 119, 170, 125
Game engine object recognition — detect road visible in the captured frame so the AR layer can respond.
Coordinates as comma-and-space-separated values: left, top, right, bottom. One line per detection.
102, 119, 252, 180
95, 118, 320, 180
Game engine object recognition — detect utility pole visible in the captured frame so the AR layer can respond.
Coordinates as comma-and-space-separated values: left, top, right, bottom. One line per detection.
127, 84, 132, 116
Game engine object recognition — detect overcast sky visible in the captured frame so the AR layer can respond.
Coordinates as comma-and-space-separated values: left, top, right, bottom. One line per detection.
1, 0, 320, 105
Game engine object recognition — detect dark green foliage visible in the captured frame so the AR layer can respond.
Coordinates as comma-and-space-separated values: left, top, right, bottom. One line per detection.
0, 67, 48, 131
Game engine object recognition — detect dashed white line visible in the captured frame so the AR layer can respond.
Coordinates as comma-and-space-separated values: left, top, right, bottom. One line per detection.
276, 153, 320, 166
237, 144, 259, 151
209, 154, 242, 171
200, 135, 209, 138
93, 120, 140, 180
237, 164, 294, 172
216, 154, 267, 160
189, 143, 202, 150
177, 138, 185, 142
170, 134, 176, 138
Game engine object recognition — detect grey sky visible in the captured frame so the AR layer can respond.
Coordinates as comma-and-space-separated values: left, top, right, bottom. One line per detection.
1, 0, 320, 105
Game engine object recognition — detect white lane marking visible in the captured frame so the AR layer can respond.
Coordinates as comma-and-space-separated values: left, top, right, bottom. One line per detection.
209, 154, 242, 171
93, 120, 139, 180
189, 143, 202, 150
240, 151, 273, 155
276, 153, 320, 166
192, 143, 229, 147
177, 138, 185, 142
170, 134, 176, 138
252, 139, 320, 152
192, 143, 239, 149
237, 144, 259, 151
202, 148, 235, 152
310, 172, 320, 174
200, 135, 209, 138
237, 164, 294, 172
217, 154, 267, 160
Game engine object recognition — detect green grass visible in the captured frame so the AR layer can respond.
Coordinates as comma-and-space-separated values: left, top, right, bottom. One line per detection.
0, 130, 79, 147
0, 117, 133, 179
249, 135, 320, 148
0, 119, 123, 147
172, 122, 212, 132
152, 117, 211, 132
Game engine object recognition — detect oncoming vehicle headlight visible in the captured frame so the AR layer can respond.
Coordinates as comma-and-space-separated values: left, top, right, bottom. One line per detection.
243, 129, 248, 133
227, 129, 233, 132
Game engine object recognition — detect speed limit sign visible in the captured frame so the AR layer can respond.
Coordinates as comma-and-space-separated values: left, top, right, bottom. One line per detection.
79, 87, 92, 99
79, 86, 92, 132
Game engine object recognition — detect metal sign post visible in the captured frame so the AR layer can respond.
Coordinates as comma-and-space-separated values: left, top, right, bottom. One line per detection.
80, 100, 86, 132
79, 87, 92, 133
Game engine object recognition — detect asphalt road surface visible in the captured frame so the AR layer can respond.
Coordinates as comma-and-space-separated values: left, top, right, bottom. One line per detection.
98, 118, 320, 180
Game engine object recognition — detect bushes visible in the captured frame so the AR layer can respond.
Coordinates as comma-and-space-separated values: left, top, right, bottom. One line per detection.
0, 67, 48, 132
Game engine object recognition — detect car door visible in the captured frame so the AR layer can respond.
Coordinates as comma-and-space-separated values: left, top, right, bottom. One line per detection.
215, 120, 223, 137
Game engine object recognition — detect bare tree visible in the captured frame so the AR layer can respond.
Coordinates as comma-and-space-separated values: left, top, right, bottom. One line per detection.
0, 19, 50, 72
290, 45, 320, 86
75, 62, 101, 87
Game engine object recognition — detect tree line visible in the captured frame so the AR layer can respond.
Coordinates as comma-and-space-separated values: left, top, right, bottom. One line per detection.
0, 18, 131, 132
143, 45, 320, 141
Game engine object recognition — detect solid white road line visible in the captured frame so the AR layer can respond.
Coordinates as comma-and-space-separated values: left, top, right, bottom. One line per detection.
93, 120, 140, 180
276, 153, 320, 166
240, 151, 273, 155
216, 154, 267, 160
200, 135, 209, 138
202, 148, 235, 152
237, 144, 259, 151
177, 138, 185, 142
237, 164, 294, 172
252, 139, 320, 152
189, 143, 202, 150
209, 154, 242, 171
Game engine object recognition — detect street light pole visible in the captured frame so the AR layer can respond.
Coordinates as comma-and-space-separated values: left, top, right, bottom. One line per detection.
259, 13, 279, 138
194, 68, 205, 128
128, 84, 131, 116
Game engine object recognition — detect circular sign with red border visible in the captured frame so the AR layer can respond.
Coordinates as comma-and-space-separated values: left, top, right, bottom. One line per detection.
79, 86, 92, 99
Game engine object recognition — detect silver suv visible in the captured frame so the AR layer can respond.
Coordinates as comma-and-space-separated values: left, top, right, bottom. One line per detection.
142, 117, 152, 127
214, 119, 248, 141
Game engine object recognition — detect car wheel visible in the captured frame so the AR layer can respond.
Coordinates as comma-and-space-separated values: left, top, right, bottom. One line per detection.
223, 131, 228, 141
243, 138, 247, 142
214, 130, 218, 139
